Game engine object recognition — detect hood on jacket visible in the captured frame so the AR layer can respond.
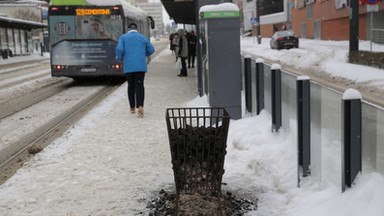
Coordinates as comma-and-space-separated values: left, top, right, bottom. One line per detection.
177, 29, 185, 36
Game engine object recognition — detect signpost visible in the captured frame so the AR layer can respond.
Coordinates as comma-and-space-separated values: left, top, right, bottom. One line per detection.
350, 0, 380, 52
364, 0, 380, 4
250, 17, 260, 44
349, 0, 359, 52
366, 1, 379, 51
250, 17, 258, 25
172, 21, 177, 28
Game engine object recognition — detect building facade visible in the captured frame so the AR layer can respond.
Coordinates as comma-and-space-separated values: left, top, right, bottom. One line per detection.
242, 0, 256, 33
0, 2, 47, 57
292, 0, 383, 42
240, 0, 384, 42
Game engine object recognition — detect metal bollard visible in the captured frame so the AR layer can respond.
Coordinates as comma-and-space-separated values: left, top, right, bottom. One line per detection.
271, 64, 281, 132
244, 56, 252, 113
341, 88, 362, 192
297, 76, 311, 179
256, 58, 264, 115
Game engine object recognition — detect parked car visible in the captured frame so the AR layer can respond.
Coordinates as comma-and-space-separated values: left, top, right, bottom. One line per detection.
270, 30, 299, 50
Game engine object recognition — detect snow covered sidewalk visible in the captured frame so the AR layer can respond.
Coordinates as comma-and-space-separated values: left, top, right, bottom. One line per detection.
0, 49, 198, 215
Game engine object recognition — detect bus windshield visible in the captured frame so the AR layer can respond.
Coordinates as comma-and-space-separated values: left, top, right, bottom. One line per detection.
49, 6, 123, 66
49, 8, 123, 45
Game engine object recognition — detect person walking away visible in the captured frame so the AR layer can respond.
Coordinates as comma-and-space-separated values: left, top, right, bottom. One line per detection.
116, 22, 155, 118
177, 29, 188, 77
172, 33, 179, 61
187, 30, 197, 68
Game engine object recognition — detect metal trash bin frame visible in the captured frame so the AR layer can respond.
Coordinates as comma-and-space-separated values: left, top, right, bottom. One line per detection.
165, 107, 230, 197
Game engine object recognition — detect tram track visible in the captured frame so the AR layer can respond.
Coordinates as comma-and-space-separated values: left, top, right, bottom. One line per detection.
0, 61, 50, 86
0, 59, 50, 73
0, 58, 125, 184
0, 79, 75, 119
0, 69, 51, 90
0, 82, 122, 184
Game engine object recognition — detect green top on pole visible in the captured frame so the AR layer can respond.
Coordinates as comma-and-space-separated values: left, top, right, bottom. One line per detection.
200, 11, 240, 19
199, 2, 240, 19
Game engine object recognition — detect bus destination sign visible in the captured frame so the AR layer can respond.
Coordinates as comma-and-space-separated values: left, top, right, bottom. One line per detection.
76, 8, 111, 16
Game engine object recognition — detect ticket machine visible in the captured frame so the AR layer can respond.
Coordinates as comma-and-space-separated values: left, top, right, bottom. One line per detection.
199, 3, 242, 119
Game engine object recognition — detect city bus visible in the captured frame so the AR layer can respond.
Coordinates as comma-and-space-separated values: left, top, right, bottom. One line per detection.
48, 0, 154, 79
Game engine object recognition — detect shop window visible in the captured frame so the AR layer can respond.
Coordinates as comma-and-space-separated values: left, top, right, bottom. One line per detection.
0, 28, 7, 49
335, 0, 348, 9
7, 28, 15, 54
307, 4, 313, 19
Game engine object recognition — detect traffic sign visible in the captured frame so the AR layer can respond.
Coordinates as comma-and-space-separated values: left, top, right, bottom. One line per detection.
250, 17, 258, 25
365, 0, 380, 4
367, 4, 379, 11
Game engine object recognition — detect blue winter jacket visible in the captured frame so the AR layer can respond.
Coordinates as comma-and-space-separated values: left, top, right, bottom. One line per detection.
116, 30, 155, 73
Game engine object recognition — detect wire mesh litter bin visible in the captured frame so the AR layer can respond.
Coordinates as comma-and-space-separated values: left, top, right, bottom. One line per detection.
165, 107, 230, 197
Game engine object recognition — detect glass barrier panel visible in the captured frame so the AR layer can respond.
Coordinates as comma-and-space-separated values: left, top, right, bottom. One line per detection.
14, 29, 20, 55
311, 84, 342, 189
281, 73, 297, 133
21, 29, 27, 54
362, 103, 384, 175
7, 28, 15, 54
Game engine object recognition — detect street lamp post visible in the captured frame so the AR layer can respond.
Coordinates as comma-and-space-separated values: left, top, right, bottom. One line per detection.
256, 0, 260, 38
349, 0, 359, 52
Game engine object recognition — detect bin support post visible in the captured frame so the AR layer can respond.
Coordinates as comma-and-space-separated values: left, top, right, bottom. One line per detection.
297, 76, 311, 182
256, 58, 264, 115
271, 64, 282, 132
244, 57, 252, 113
341, 89, 362, 192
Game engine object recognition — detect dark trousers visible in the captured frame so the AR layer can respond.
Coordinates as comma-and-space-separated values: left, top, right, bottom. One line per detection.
125, 72, 145, 108
188, 55, 195, 67
180, 57, 187, 76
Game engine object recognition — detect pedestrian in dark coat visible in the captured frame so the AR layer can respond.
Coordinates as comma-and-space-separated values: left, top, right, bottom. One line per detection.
187, 30, 197, 68
172, 33, 180, 61
177, 29, 188, 77
169, 33, 175, 54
